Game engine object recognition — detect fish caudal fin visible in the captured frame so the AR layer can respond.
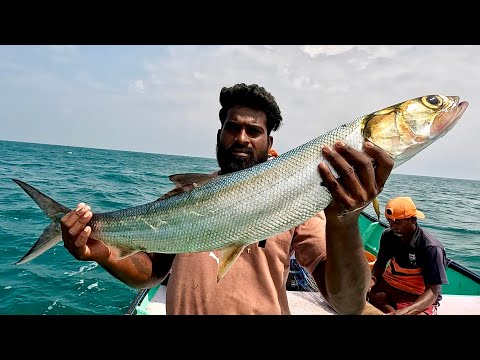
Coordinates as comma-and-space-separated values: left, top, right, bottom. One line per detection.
12, 179, 71, 265
16, 223, 63, 265
217, 244, 246, 282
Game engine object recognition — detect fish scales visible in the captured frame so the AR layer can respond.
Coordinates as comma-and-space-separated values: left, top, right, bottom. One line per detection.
90, 119, 361, 254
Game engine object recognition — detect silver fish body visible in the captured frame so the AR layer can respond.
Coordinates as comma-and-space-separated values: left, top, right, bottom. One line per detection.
13, 94, 468, 280
93, 136, 341, 254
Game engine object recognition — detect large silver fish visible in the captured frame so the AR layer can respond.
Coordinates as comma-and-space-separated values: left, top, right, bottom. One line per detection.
13, 95, 468, 281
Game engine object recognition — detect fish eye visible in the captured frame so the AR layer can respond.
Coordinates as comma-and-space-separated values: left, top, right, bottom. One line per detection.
421, 95, 443, 109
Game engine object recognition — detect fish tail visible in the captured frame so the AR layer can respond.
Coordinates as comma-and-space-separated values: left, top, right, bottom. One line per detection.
12, 179, 71, 265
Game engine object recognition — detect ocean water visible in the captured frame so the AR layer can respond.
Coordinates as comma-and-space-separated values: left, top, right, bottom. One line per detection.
1, 140, 479, 315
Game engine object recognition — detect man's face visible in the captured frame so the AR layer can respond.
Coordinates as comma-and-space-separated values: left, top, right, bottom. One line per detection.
216, 106, 272, 174
387, 217, 417, 240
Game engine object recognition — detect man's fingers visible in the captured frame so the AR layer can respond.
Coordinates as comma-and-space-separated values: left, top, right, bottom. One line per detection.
68, 209, 92, 238
318, 161, 351, 205
318, 141, 395, 217
61, 203, 88, 228
320, 143, 368, 206
332, 142, 376, 199
363, 141, 394, 192
75, 226, 91, 248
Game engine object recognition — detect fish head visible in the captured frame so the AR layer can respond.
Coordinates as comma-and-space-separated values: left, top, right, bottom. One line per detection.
363, 95, 468, 168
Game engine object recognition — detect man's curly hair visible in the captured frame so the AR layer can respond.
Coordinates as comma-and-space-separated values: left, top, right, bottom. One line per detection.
218, 83, 283, 134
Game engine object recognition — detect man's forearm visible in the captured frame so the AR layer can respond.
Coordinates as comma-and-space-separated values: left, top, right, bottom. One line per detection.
401, 286, 439, 314
99, 251, 173, 289
323, 215, 370, 314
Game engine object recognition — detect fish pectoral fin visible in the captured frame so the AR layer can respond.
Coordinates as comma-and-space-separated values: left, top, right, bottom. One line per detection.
115, 245, 140, 260
158, 172, 219, 200
372, 197, 380, 222
168, 172, 218, 187
217, 244, 246, 283
158, 185, 196, 200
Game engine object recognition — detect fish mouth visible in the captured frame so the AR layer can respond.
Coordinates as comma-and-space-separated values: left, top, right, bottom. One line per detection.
431, 100, 468, 137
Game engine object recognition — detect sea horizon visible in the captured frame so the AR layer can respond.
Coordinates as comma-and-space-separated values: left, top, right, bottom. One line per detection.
3, 138, 479, 182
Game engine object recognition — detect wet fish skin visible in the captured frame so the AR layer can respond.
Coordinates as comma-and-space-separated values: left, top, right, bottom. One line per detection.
12, 94, 468, 281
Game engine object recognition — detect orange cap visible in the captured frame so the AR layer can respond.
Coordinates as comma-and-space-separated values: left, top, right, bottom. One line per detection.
384, 196, 425, 221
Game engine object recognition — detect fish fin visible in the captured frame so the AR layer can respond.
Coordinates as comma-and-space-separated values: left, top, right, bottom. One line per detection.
372, 197, 380, 222
217, 244, 246, 283
158, 184, 197, 200
16, 224, 63, 265
158, 172, 219, 200
12, 179, 70, 219
12, 179, 71, 265
115, 245, 140, 260
168, 172, 218, 187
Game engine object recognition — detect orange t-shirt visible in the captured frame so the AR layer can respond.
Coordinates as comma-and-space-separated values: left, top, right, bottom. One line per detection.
165, 211, 327, 314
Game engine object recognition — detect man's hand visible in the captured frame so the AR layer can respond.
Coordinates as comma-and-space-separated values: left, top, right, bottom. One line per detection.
387, 307, 412, 315
318, 140, 394, 223
61, 203, 110, 263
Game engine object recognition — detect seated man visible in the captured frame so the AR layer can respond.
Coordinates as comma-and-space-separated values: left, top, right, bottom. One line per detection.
368, 196, 448, 315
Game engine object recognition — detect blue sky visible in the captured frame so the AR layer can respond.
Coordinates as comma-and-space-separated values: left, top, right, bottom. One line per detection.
1, 45, 479, 180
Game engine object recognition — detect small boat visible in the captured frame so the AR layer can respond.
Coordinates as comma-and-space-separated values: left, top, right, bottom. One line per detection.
125, 211, 480, 315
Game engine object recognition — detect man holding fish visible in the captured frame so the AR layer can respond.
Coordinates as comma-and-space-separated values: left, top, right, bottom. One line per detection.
60, 83, 394, 314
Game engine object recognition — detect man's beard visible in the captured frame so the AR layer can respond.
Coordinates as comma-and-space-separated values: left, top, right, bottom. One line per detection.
216, 142, 269, 174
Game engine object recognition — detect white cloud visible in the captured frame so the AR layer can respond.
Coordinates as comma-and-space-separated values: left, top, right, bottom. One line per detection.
129, 79, 145, 93
302, 45, 356, 57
